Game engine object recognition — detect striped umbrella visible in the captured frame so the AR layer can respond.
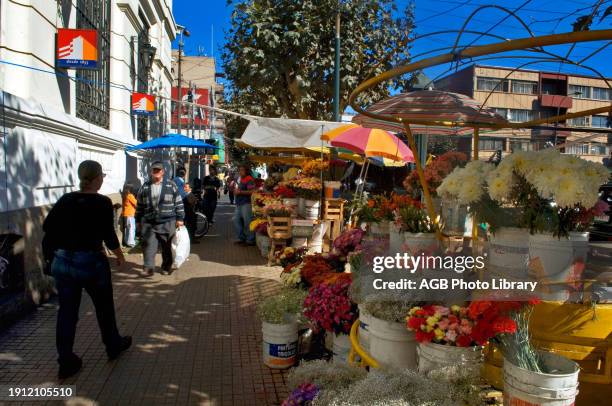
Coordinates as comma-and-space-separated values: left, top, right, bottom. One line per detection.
329, 127, 415, 162
354, 90, 508, 129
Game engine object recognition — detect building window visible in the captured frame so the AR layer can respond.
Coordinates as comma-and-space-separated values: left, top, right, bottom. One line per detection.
508, 109, 534, 123
565, 143, 590, 155
75, 0, 111, 129
510, 139, 533, 152
511, 80, 538, 94
568, 84, 591, 99
478, 137, 505, 151
477, 77, 509, 92
592, 115, 611, 128
567, 116, 590, 127
590, 143, 609, 155
493, 108, 508, 119
592, 87, 611, 101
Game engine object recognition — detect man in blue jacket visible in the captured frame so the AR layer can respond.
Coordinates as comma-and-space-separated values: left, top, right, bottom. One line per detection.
136, 161, 185, 276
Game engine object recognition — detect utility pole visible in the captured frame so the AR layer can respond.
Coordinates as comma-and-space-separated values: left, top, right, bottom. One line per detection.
333, 9, 341, 122
176, 26, 190, 134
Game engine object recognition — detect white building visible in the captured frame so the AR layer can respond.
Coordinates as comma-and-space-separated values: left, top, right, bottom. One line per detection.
0, 1, 176, 306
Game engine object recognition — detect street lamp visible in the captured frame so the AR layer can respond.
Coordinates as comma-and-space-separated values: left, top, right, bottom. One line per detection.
139, 41, 157, 73
176, 25, 190, 134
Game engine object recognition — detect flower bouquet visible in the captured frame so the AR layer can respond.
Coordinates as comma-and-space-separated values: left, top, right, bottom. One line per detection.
264, 201, 293, 218
332, 228, 365, 257
404, 151, 468, 198
301, 159, 328, 176
304, 280, 357, 335
289, 177, 322, 201
249, 218, 269, 235
275, 184, 297, 199
276, 246, 307, 269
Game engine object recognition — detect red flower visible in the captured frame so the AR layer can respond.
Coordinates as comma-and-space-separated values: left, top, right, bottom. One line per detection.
407, 317, 426, 331
415, 330, 435, 343
456, 335, 472, 347
492, 317, 517, 335
422, 305, 436, 316
468, 301, 492, 319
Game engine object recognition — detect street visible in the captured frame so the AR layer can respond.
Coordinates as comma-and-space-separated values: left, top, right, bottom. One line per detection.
0, 199, 288, 405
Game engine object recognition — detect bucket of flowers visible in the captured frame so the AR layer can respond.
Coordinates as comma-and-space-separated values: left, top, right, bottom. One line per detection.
275, 183, 298, 214
250, 218, 270, 257
303, 278, 357, 364
393, 196, 440, 258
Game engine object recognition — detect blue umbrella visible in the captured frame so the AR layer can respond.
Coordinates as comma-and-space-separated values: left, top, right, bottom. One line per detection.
126, 133, 218, 151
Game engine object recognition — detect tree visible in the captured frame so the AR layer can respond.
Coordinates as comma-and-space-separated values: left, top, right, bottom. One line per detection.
222, 0, 416, 131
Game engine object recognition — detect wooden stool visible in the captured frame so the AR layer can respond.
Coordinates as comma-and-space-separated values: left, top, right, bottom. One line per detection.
324, 199, 345, 244
267, 216, 292, 266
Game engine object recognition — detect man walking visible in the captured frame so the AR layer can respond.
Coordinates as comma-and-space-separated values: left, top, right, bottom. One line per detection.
136, 161, 185, 276
202, 166, 222, 224
233, 164, 256, 246
173, 167, 197, 240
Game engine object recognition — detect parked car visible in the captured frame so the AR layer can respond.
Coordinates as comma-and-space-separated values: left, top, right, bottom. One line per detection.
590, 182, 612, 242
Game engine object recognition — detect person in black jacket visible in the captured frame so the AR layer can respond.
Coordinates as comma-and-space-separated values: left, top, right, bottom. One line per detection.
136, 161, 185, 277
202, 166, 222, 224
43, 160, 132, 379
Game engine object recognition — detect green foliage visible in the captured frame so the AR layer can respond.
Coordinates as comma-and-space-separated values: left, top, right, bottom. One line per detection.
222, 0, 416, 124
396, 205, 436, 233
256, 288, 308, 324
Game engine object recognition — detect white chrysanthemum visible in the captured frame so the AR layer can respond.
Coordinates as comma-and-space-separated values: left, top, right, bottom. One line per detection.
436, 170, 462, 198
486, 167, 515, 201
457, 181, 484, 205
554, 176, 584, 208
531, 171, 560, 199
509, 151, 537, 176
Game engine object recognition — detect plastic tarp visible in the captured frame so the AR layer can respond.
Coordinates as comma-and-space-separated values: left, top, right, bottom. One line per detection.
238, 117, 349, 150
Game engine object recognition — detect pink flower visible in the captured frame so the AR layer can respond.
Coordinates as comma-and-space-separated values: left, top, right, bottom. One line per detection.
592, 200, 610, 216
434, 306, 450, 316
437, 318, 450, 330
445, 330, 457, 342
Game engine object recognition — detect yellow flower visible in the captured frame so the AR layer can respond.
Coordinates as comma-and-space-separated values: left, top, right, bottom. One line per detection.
423, 325, 433, 332
450, 305, 461, 313
409, 306, 422, 316
434, 328, 445, 340
426, 316, 439, 327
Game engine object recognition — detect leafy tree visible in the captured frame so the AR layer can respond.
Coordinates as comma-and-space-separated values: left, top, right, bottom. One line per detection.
222, 0, 416, 131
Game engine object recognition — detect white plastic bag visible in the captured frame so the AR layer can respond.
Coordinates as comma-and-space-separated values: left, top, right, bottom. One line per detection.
171, 226, 190, 268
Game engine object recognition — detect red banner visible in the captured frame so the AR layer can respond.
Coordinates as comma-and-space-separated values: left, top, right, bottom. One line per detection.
171, 87, 209, 127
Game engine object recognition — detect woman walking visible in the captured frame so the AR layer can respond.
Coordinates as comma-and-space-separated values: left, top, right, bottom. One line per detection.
43, 160, 132, 379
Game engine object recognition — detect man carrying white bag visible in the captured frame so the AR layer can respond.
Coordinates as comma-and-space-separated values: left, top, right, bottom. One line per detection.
171, 226, 190, 269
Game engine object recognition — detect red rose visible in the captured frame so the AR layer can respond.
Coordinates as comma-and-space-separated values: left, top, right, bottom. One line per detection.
492, 317, 517, 335
415, 330, 435, 343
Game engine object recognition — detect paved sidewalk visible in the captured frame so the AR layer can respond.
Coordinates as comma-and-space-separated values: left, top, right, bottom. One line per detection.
0, 200, 289, 405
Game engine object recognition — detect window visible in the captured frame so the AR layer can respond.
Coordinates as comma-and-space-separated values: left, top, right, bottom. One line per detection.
590, 143, 609, 155
477, 77, 509, 92
478, 137, 505, 151
510, 139, 533, 152
567, 116, 590, 127
75, 0, 111, 129
493, 108, 508, 119
592, 115, 611, 128
508, 109, 534, 122
511, 80, 538, 94
568, 84, 591, 99
592, 87, 611, 101
565, 143, 590, 155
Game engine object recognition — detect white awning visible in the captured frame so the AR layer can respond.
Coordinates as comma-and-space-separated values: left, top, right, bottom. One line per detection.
238, 117, 348, 149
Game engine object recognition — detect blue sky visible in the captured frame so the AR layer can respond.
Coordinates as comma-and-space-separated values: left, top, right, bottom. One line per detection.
172, 0, 612, 87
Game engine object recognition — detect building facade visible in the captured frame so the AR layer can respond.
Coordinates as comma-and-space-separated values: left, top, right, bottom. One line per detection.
434, 65, 611, 164
0, 0, 176, 311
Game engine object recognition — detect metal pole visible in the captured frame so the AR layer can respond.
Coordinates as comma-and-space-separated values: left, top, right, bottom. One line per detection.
177, 35, 183, 134
333, 11, 341, 121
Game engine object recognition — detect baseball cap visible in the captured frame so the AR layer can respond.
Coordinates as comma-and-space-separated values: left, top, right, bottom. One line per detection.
151, 161, 164, 170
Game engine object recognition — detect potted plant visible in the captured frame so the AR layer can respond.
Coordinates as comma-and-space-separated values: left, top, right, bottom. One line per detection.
303, 279, 357, 364
394, 197, 440, 258
257, 289, 308, 369
360, 295, 418, 369
406, 304, 485, 376
289, 176, 322, 218
355, 194, 396, 237
485, 150, 609, 293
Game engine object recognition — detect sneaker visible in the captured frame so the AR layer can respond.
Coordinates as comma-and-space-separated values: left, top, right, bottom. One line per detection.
58, 355, 82, 380
108, 336, 132, 361
142, 268, 154, 277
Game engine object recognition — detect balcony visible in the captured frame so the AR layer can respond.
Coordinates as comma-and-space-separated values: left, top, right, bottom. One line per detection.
539, 94, 573, 109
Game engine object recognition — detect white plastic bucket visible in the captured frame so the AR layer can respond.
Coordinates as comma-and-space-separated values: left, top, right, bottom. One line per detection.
282, 198, 298, 215
488, 227, 530, 280
357, 304, 372, 352
503, 352, 580, 406
402, 233, 439, 257
303, 199, 320, 220
417, 342, 483, 376
291, 237, 308, 248
256, 234, 271, 258
441, 199, 468, 236
297, 197, 305, 217
369, 221, 390, 238
262, 321, 298, 369
333, 333, 351, 364
369, 315, 417, 369
389, 223, 403, 254
529, 232, 589, 300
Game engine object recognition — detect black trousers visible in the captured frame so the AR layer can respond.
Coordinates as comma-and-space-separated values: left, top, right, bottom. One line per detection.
203, 195, 218, 223
52, 250, 121, 364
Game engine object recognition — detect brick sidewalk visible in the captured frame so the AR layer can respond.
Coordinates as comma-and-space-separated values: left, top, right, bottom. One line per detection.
0, 200, 289, 405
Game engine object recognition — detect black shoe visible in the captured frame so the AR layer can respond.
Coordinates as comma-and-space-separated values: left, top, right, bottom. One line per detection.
108, 336, 132, 360
58, 355, 82, 379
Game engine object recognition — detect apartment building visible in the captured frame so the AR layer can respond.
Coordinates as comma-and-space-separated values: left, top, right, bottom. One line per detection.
0, 0, 176, 311
434, 65, 611, 164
